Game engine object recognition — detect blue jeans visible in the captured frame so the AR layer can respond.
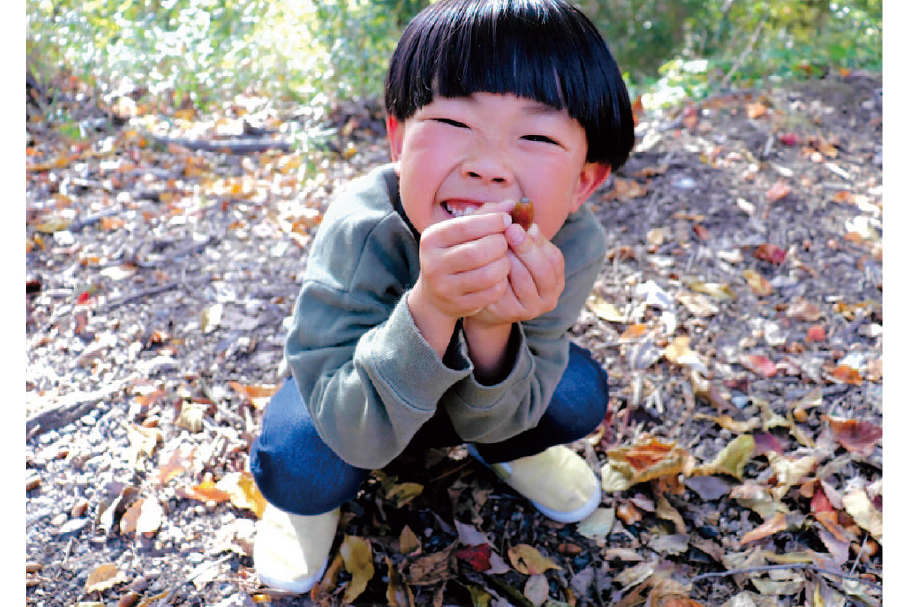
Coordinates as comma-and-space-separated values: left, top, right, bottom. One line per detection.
250, 342, 609, 516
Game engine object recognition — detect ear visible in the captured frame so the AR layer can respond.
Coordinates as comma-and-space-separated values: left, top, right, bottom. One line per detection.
386, 115, 404, 163
570, 162, 612, 213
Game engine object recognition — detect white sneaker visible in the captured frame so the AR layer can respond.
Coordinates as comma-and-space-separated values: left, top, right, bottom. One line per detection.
487, 445, 601, 523
253, 505, 340, 593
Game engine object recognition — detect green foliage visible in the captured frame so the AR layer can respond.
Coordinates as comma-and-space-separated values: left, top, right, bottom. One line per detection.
26, 0, 881, 116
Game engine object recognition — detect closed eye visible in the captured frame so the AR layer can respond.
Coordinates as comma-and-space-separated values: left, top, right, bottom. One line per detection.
435, 118, 468, 128
522, 134, 560, 145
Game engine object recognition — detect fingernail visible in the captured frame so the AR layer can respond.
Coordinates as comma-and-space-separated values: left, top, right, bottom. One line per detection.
503, 213, 513, 227
527, 223, 539, 239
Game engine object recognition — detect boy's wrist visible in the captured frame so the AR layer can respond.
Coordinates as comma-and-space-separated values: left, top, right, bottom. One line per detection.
462, 317, 515, 385
406, 283, 459, 359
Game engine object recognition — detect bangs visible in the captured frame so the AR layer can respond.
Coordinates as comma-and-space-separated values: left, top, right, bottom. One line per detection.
385, 0, 635, 169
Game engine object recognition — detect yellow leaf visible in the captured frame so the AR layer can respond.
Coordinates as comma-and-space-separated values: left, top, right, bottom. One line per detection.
743, 269, 773, 296
216, 472, 267, 518
384, 482, 424, 508
601, 437, 694, 492
84, 563, 126, 594
507, 544, 562, 575
340, 535, 375, 604
587, 295, 625, 322
699, 434, 754, 480
842, 488, 882, 540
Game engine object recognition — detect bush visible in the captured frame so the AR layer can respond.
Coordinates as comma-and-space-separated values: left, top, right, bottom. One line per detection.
26, 0, 882, 114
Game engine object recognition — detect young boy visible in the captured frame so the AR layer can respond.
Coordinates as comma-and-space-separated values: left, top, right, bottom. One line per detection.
250, 0, 635, 593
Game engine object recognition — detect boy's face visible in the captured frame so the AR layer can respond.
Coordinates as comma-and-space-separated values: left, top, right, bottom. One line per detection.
386, 93, 611, 239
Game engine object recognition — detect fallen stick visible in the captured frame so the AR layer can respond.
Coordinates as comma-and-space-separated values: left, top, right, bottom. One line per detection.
26, 376, 136, 440
691, 563, 881, 591
151, 135, 292, 154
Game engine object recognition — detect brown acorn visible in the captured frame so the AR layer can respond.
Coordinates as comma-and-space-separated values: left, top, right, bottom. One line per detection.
510, 197, 534, 230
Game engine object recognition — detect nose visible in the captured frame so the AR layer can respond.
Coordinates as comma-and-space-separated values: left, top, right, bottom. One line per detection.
461, 147, 513, 185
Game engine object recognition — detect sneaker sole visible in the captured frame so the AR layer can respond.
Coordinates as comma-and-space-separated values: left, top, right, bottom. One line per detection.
256, 555, 329, 594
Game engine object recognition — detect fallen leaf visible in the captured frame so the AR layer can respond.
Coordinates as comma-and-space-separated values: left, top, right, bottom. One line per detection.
182, 478, 232, 505
587, 295, 626, 322
156, 447, 196, 486
406, 545, 456, 585
340, 535, 374, 604
507, 544, 562, 575
830, 364, 863, 385
765, 180, 791, 202
656, 495, 687, 532
399, 525, 422, 555
455, 543, 493, 572
616, 501, 643, 525
786, 299, 822, 322
753, 243, 787, 264
740, 354, 777, 378
523, 574, 549, 607
805, 325, 826, 342
619, 323, 650, 342
229, 381, 279, 411
216, 472, 267, 518
601, 437, 694, 492
729, 482, 787, 520
84, 563, 126, 594
384, 481, 424, 508
698, 434, 754, 480
747, 102, 767, 119
576, 507, 616, 540
743, 269, 773, 296
607, 178, 649, 200
739, 512, 788, 545
823, 415, 882, 457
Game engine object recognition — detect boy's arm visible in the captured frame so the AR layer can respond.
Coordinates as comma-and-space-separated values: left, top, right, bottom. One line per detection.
440, 208, 607, 443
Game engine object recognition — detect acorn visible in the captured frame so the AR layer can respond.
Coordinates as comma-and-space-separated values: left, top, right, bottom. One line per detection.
511, 197, 534, 230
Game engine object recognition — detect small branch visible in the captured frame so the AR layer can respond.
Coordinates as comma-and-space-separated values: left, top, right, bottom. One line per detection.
719, 13, 767, 91
102, 273, 212, 312
151, 135, 292, 154
691, 563, 881, 591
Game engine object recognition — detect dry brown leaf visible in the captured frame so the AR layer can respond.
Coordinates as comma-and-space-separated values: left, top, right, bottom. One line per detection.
739, 512, 788, 545
84, 563, 126, 594
406, 546, 456, 586
216, 472, 267, 518
823, 415, 881, 457
765, 180, 791, 202
743, 269, 773, 296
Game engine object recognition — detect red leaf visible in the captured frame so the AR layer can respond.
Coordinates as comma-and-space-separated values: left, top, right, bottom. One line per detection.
806, 325, 826, 342
811, 487, 835, 514
766, 181, 792, 202
740, 354, 777, 378
77, 291, 92, 304
454, 543, 492, 572
753, 432, 785, 456
824, 415, 882, 457
778, 133, 801, 146
754, 244, 787, 264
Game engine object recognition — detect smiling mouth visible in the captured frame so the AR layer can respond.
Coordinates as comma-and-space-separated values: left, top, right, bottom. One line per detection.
442, 200, 482, 218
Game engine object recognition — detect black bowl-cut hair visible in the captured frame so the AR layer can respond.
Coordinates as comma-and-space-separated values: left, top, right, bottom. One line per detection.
384, 0, 635, 170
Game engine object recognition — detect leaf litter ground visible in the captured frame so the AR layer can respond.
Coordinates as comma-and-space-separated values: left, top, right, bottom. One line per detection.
26, 72, 883, 607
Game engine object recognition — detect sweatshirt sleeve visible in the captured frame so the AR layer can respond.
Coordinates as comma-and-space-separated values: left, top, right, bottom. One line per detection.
284, 170, 471, 470
440, 206, 607, 444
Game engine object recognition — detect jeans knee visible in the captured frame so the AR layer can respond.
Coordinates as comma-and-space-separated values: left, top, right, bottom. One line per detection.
251, 441, 367, 515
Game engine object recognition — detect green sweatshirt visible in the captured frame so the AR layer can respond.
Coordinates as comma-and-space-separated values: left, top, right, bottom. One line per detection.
284, 164, 606, 469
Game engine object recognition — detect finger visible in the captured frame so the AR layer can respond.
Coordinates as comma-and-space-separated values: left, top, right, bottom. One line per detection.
505, 250, 539, 304
437, 232, 509, 274
426, 211, 512, 248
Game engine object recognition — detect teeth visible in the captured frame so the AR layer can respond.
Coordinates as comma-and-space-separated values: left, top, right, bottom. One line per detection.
444, 203, 476, 218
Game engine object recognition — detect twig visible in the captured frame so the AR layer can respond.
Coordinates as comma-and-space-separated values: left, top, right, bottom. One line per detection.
153, 553, 234, 606
102, 273, 211, 311
691, 563, 881, 591
151, 135, 292, 154
719, 13, 767, 91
